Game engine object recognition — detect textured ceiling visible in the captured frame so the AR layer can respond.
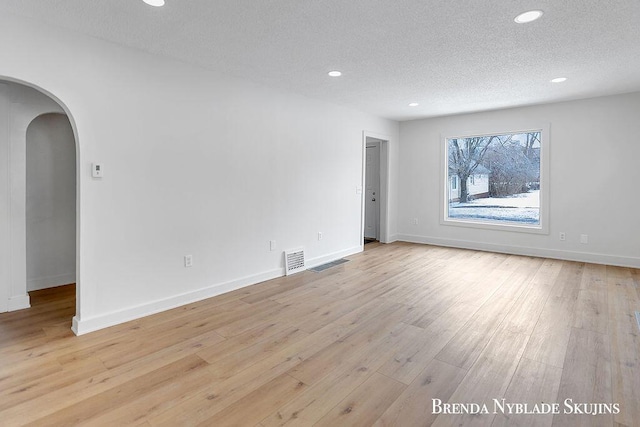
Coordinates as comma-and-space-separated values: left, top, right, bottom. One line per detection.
1, 0, 639, 121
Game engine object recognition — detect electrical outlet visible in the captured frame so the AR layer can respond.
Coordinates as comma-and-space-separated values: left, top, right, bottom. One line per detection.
413, 218, 418, 225
580, 234, 588, 244
184, 255, 193, 267
559, 232, 566, 241
318, 232, 323, 241
270, 240, 276, 251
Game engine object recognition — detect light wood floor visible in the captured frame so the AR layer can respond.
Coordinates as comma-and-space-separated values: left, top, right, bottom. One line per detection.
1, 242, 639, 426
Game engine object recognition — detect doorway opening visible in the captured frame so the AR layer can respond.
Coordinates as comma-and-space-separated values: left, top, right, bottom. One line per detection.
0, 78, 79, 334
365, 140, 380, 244
26, 113, 76, 293
362, 132, 390, 248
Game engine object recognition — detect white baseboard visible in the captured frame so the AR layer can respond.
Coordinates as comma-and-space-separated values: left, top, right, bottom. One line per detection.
385, 234, 399, 244
397, 234, 640, 269
72, 246, 365, 336
8, 294, 30, 311
72, 267, 284, 335
28, 273, 75, 291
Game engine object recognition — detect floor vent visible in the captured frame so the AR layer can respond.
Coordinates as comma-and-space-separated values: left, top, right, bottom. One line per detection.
284, 248, 306, 275
635, 311, 640, 332
310, 258, 349, 273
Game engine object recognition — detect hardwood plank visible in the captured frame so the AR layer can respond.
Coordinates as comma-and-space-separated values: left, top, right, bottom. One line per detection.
550, 262, 584, 300
432, 327, 530, 427
196, 321, 294, 363
491, 357, 563, 427
522, 296, 575, 369
149, 356, 311, 427
580, 263, 608, 290
607, 267, 640, 427
240, 280, 313, 304
261, 323, 422, 426
207, 327, 309, 380
149, 300, 400, 425
24, 354, 209, 427
0, 330, 224, 425
435, 296, 517, 370
374, 359, 467, 427
84, 359, 218, 426
377, 301, 478, 384
0, 356, 64, 392
292, 280, 399, 333
198, 374, 306, 426
553, 328, 613, 427
133, 293, 254, 329
314, 372, 406, 427
501, 284, 552, 336
403, 281, 468, 329
573, 287, 609, 334
213, 300, 293, 337
0, 356, 106, 412
287, 301, 407, 385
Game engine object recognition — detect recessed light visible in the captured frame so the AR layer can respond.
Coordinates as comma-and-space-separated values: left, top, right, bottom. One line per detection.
514, 10, 543, 24
328, 71, 342, 77
143, 0, 165, 7
408, 102, 419, 107
551, 77, 567, 83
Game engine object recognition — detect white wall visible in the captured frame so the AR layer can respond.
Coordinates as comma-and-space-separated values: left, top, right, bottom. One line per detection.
0, 82, 65, 312
26, 113, 76, 291
0, 84, 9, 313
0, 15, 399, 333
398, 92, 640, 268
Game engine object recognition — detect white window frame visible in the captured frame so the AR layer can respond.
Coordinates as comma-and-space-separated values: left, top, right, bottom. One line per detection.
440, 124, 550, 234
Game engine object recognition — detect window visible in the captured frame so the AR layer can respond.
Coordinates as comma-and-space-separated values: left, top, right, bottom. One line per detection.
443, 128, 548, 233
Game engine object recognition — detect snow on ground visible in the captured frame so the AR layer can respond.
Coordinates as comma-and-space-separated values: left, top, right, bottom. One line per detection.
449, 190, 540, 224
460, 190, 539, 208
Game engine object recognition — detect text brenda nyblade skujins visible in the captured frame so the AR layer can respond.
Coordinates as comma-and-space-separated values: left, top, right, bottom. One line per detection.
432, 398, 620, 416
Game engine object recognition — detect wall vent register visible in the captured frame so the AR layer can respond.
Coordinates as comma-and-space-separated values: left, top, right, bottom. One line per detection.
284, 248, 306, 275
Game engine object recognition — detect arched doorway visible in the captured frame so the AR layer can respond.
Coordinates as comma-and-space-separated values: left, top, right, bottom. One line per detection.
0, 78, 80, 334
26, 114, 76, 293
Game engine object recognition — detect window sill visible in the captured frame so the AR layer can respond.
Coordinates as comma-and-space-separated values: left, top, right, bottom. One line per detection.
441, 217, 548, 235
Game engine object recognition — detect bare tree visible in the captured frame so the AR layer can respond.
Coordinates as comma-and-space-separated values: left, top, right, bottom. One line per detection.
449, 135, 505, 203
485, 132, 540, 196
522, 132, 540, 161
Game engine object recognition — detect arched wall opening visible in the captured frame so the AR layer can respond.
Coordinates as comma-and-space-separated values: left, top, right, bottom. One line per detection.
0, 77, 81, 334
26, 113, 76, 292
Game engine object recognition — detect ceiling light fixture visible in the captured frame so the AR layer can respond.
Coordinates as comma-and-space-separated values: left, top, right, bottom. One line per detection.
328, 71, 342, 77
143, 0, 165, 7
408, 102, 419, 107
514, 10, 543, 24
551, 77, 567, 83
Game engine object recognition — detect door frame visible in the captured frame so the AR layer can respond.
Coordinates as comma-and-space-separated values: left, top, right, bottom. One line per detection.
361, 131, 390, 245
364, 140, 380, 241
